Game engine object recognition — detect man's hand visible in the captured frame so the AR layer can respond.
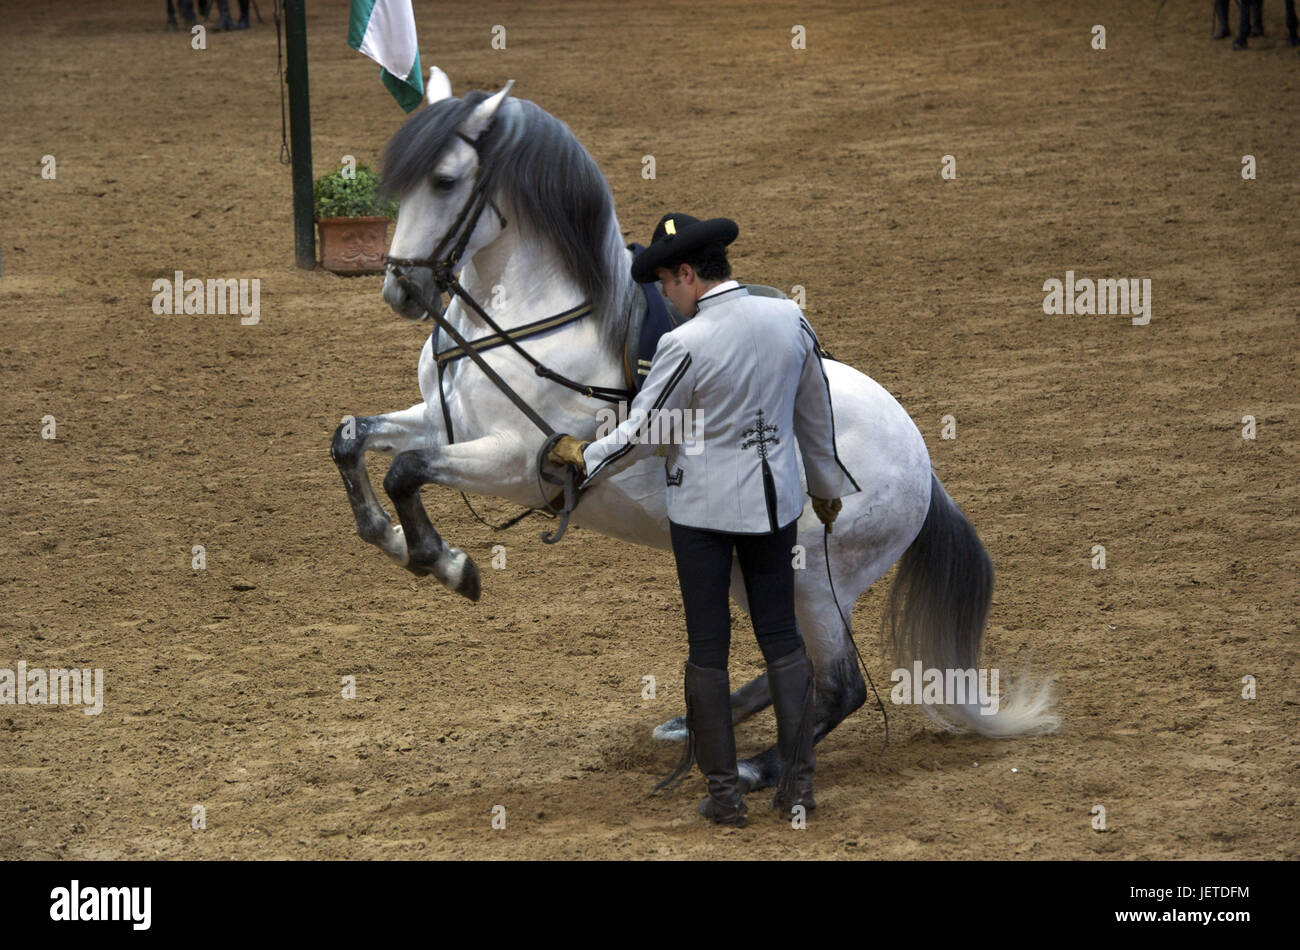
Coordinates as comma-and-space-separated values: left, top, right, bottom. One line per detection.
810, 496, 842, 532
546, 434, 589, 478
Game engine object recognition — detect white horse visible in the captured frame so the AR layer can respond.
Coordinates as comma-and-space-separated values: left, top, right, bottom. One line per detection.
330, 69, 1059, 793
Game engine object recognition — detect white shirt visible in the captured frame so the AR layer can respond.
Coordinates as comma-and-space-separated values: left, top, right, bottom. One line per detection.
696, 279, 740, 302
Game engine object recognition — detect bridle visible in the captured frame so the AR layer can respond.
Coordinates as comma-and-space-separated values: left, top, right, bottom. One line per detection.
381, 124, 636, 543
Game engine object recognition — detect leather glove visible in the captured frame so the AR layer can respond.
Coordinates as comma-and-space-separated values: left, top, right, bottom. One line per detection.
546, 434, 589, 478
810, 496, 842, 532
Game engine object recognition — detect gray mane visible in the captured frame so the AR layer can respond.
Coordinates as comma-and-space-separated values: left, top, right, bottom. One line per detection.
381, 91, 637, 357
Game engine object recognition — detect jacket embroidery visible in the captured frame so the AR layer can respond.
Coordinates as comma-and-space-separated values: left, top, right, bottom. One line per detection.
741, 408, 780, 459
666, 466, 683, 486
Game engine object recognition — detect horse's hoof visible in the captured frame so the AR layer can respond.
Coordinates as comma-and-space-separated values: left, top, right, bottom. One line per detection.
452, 552, 481, 602
653, 717, 687, 742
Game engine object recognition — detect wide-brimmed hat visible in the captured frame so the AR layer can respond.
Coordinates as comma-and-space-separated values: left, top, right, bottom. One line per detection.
630, 213, 739, 283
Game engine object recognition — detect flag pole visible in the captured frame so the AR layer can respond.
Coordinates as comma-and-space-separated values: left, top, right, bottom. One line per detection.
284, 0, 315, 269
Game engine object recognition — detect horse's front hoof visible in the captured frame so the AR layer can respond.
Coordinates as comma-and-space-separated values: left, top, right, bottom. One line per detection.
452, 553, 481, 602
434, 547, 480, 602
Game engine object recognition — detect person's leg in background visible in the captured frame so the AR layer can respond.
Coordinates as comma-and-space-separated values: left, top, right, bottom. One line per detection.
667, 521, 747, 825
1234, 0, 1259, 47
735, 517, 816, 813
213, 0, 235, 31
1286, 0, 1299, 44
1213, 0, 1231, 39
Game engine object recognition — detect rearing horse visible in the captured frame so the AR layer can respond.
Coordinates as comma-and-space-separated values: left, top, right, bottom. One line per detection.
330, 70, 1058, 794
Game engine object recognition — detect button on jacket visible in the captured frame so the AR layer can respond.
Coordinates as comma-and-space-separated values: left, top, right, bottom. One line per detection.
578, 284, 861, 534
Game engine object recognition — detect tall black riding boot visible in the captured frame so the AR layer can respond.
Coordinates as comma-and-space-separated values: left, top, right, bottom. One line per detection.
1234, 0, 1252, 47
685, 663, 748, 826
236, 0, 250, 29
1286, 0, 1298, 44
767, 645, 816, 813
1251, 0, 1264, 34
1213, 0, 1231, 38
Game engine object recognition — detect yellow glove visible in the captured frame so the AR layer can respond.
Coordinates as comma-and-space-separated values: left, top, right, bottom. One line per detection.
546, 434, 589, 478
810, 496, 842, 532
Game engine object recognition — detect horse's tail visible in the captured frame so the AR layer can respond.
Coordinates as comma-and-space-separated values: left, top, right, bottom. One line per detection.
882, 473, 1059, 737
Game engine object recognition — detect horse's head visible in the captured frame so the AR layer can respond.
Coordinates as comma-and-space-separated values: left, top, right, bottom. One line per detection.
380, 70, 515, 321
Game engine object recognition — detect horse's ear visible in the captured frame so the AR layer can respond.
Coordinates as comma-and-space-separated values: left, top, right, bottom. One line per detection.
425, 66, 452, 105
460, 80, 515, 139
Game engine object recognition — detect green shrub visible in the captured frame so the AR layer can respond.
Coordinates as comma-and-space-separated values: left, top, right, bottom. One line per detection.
313, 164, 398, 219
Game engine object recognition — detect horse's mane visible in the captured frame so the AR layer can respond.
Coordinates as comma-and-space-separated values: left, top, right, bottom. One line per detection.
381, 92, 636, 356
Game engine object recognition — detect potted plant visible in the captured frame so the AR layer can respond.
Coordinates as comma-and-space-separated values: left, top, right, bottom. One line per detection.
313, 164, 398, 274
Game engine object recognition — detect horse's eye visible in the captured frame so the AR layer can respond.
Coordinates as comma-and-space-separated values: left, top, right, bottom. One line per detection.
434, 176, 456, 193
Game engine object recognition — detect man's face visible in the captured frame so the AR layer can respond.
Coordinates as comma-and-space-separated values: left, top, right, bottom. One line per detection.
656, 264, 699, 318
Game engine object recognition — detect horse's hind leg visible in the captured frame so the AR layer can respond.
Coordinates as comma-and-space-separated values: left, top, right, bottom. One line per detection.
651, 673, 771, 741
734, 608, 868, 794
732, 526, 885, 795
330, 403, 435, 569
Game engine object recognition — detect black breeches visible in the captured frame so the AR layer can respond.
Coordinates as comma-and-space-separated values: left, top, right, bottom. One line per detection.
669, 517, 804, 671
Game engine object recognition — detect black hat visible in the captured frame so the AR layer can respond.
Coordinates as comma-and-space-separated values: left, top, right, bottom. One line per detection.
630, 213, 739, 283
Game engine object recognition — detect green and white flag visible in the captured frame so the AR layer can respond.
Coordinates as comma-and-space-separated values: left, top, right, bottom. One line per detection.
348, 0, 424, 112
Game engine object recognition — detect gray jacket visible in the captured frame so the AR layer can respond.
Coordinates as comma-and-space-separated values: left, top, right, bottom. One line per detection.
579, 284, 860, 533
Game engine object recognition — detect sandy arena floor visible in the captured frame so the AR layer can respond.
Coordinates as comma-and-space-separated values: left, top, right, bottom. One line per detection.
0, 0, 1295, 859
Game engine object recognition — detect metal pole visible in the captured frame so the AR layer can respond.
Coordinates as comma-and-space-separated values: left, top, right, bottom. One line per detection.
284, 0, 315, 269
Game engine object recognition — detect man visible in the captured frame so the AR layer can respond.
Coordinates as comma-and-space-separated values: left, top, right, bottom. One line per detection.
546, 213, 860, 826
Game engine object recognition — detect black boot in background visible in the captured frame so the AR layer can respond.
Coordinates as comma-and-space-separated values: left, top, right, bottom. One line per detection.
1234, 0, 1252, 46
236, 0, 250, 29
1250, 0, 1264, 34
1213, 0, 1230, 38
213, 0, 234, 31
1286, 0, 1299, 43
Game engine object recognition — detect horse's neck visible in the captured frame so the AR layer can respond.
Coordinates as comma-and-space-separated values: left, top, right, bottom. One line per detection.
457, 229, 584, 326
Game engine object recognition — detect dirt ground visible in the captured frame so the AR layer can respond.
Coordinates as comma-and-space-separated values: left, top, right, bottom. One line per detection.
0, 0, 1296, 860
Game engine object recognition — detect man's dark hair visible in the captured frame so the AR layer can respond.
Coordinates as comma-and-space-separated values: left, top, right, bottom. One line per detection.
669, 242, 732, 281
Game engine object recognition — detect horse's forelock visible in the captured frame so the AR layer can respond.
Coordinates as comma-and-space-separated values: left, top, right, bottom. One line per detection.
378, 92, 489, 202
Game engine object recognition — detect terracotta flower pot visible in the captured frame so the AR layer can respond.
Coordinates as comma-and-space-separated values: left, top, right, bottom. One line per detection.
316, 216, 391, 274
